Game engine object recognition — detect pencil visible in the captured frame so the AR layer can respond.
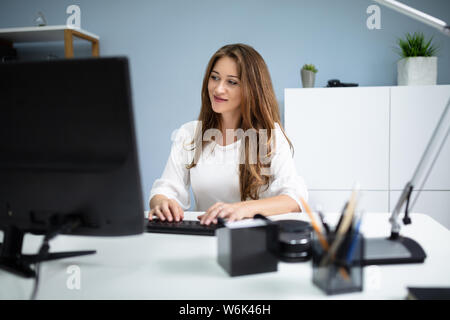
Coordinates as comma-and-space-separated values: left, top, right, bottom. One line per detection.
299, 197, 329, 251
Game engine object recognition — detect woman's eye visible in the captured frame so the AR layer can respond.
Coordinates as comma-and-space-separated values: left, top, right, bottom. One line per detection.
210, 75, 219, 81
228, 80, 238, 86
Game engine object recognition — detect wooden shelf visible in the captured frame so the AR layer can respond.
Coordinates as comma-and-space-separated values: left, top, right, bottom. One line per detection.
0, 25, 100, 58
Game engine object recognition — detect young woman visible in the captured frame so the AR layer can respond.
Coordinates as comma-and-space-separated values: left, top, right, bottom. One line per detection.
149, 43, 308, 225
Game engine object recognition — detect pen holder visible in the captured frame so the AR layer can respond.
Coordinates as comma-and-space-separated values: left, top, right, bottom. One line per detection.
311, 231, 364, 295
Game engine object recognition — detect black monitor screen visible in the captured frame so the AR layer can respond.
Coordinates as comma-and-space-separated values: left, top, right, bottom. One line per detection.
0, 57, 144, 237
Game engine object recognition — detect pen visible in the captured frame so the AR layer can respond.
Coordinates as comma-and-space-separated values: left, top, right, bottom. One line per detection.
320, 185, 360, 267
334, 201, 348, 233
345, 211, 364, 264
317, 210, 330, 235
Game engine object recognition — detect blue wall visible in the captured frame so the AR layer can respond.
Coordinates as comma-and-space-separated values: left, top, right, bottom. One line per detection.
1, 0, 449, 209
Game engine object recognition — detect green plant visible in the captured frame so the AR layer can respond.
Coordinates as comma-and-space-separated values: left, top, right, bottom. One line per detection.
396, 32, 439, 58
302, 64, 318, 73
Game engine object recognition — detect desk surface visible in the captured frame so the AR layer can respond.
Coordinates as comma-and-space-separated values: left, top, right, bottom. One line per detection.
0, 212, 449, 300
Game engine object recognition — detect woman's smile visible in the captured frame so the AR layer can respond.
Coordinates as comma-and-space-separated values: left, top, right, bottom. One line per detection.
214, 95, 228, 103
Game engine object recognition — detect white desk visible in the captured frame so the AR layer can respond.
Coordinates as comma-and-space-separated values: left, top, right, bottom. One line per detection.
0, 212, 449, 300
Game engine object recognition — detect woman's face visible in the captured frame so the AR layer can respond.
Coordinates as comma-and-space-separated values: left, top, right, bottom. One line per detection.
208, 56, 242, 118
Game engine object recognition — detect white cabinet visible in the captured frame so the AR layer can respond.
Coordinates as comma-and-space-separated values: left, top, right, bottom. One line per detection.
285, 85, 450, 229
307, 190, 389, 213
285, 87, 389, 190
390, 85, 450, 190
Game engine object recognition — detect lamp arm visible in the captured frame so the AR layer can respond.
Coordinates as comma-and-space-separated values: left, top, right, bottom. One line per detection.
373, 0, 450, 237
389, 97, 450, 238
374, 0, 450, 37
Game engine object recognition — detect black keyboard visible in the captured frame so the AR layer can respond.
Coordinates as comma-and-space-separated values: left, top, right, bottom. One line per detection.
146, 219, 222, 236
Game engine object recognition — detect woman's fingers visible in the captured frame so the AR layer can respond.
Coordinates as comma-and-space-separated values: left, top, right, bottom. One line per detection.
153, 207, 166, 221
227, 213, 238, 223
200, 210, 215, 225
177, 205, 185, 220
203, 205, 227, 225
206, 202, 224, 215
160, 201, 173, 221
149, 208, 164, 221
150, 199, 184, 222
168, 200, 183, 221
218, 210, 229, 219
152, 200, 246, 224
200, 203, 219, 224
148, 209, 154, 221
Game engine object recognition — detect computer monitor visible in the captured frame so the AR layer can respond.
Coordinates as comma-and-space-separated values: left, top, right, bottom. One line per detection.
0, 57, 144, 278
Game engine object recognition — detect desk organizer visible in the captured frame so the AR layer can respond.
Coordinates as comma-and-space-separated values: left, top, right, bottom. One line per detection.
217, 220, 279, 277
312, 231, 364, 295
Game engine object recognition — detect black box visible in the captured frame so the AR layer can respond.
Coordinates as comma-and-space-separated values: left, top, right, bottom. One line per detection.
217, 220, 279, 276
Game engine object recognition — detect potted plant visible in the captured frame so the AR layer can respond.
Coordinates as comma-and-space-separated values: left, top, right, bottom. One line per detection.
396, 32, 439, 86
301, 64, 318, 88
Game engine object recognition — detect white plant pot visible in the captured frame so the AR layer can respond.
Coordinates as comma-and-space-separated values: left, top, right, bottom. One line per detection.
397, 56, 437, 86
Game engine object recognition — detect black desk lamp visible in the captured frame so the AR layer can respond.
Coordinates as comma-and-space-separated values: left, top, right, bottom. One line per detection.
363, 0, 450, 265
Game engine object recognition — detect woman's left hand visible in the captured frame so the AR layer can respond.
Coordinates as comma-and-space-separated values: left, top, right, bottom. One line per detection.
198, 201, 252, 225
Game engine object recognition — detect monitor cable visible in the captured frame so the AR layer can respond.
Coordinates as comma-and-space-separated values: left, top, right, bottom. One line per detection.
30, 216, 82, 300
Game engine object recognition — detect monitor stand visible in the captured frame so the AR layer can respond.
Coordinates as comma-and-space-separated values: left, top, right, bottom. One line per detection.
363, 236, 426, 265
0, 226, 96, 278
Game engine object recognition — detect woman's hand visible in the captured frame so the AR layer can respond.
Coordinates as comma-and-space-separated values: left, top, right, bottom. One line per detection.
149, 196, 184, 222
198, 201, 252, 225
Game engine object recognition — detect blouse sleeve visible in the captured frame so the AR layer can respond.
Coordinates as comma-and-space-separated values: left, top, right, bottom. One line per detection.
264, 123, 309, 212
149, 122, 196, 210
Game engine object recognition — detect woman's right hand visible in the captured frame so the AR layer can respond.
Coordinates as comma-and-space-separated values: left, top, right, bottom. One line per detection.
149, 196, 184, 222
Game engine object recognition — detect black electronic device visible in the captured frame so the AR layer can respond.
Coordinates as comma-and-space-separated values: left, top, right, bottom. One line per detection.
0, 57, 145, 280
274, 220, 312, 262
146, 219, 222, 236
326, 79, 358, 87
253, 214, 312, 262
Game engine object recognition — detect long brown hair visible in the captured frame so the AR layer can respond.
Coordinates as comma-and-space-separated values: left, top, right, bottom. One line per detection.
187, 43, 293, 201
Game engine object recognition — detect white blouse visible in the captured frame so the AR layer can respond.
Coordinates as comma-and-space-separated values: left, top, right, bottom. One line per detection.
149, 121, 308, 212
